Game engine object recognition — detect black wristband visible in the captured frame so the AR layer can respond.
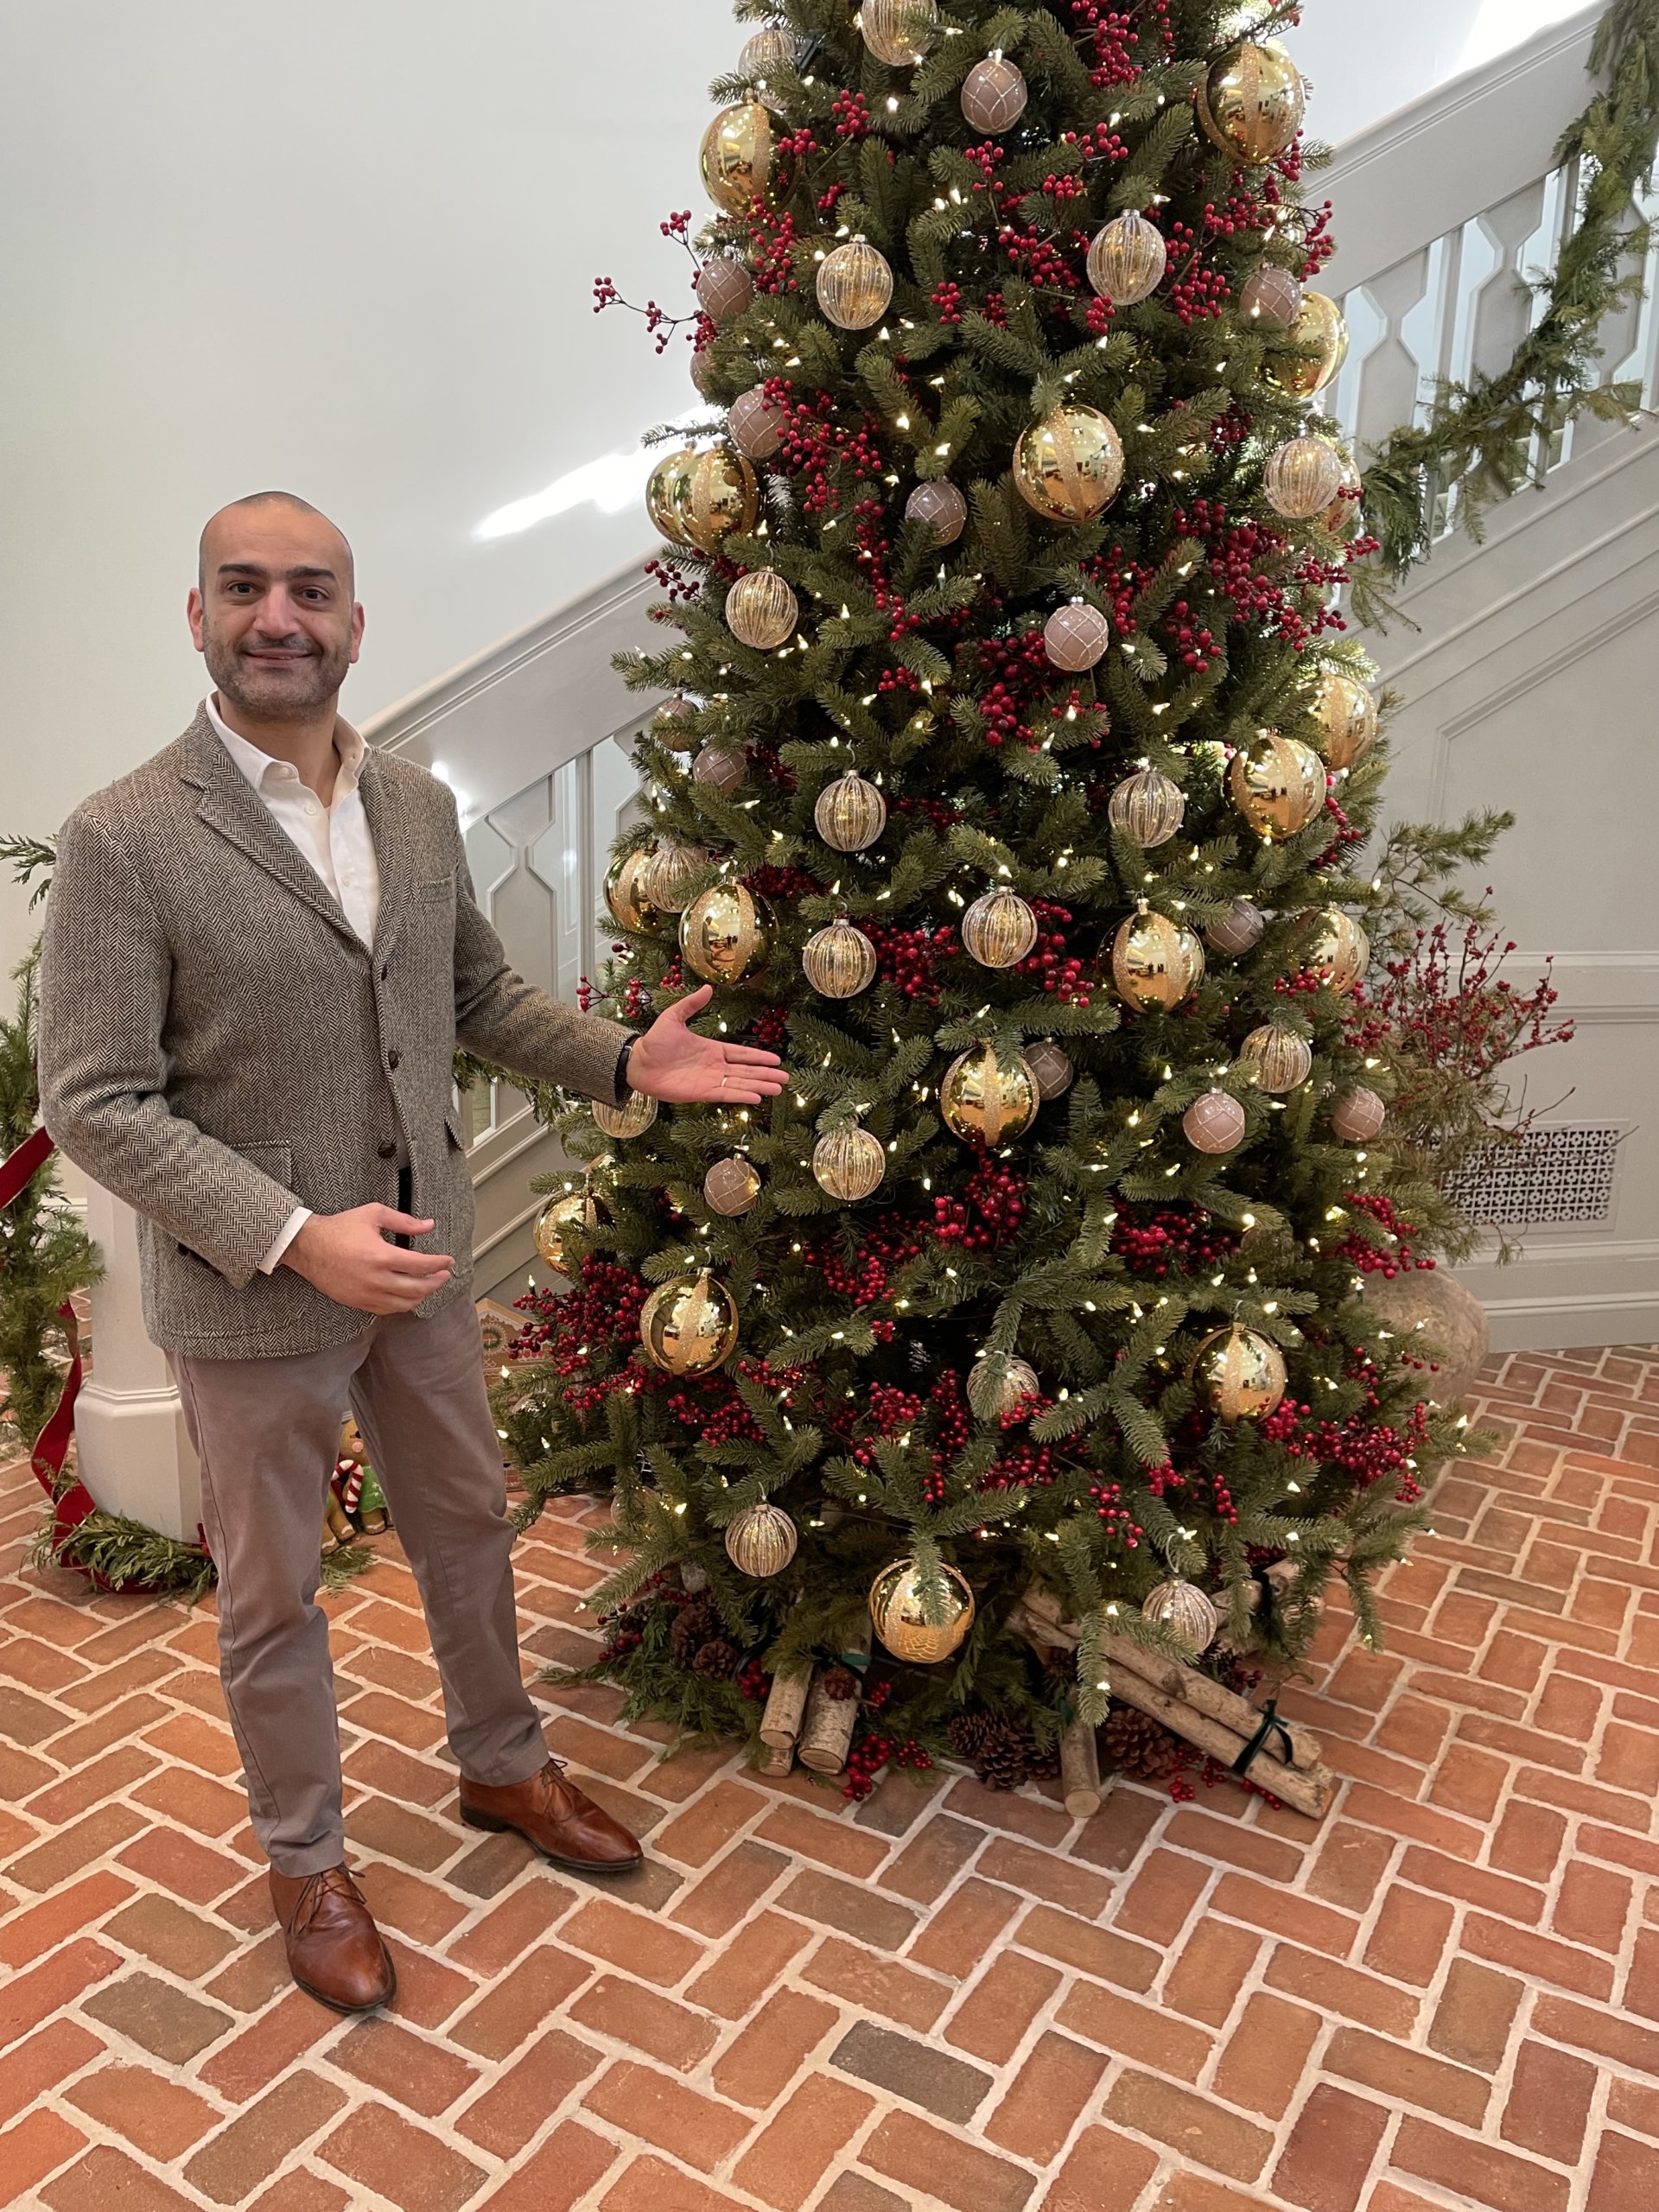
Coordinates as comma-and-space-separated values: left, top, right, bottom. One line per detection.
614, 1037, 634, 1103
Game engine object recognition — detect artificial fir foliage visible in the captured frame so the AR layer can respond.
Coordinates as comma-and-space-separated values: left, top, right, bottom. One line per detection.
491, 0, 1515, 1775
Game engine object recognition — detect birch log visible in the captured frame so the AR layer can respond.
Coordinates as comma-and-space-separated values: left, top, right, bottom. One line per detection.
1109, 1669, 1337, 1820
1060, 1714, 1103, 1818
759, 1667, 812, 1751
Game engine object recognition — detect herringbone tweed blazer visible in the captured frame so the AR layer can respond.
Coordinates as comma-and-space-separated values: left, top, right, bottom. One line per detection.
37, 706, 632, 1357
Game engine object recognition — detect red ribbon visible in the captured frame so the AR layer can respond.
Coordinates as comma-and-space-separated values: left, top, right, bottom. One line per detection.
0, 1125, 100, 1549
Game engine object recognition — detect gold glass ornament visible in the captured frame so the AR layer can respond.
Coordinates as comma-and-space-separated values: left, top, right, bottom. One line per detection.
868, 1557, 975, 1663
1184, 1090, 1247, 1154
1262, 291, 1349, 399
1306, 908, 1370, 996
640, 839, 713, 916
1044, 601, 1111, 671
640, 1271, 740, 1376
741, 25, 797, 111
1263, 435, 1345, 522
906, 480, 967, 544
728, 385, 785, 461
1322, 454, 1364, 538
704, 1155, 763, 1215
861, 0, 938, 67
814, 770, 887, 852
726, 569, 798, 650
700, 102, 775, 214
1113, 907, 1205, 1013
1330, 1086, 1387, 1143
692, 744, 747, 794
962, 888, 1038, 969
533, 1191, 598, 1273
1229, 730, 1327, 839
817, 239, 893, 331
813, 1125, 887, 1201
681, 883, 774, 983
804, 920, 877, 999
969, 1351, 1041, 1421
1013, 405, 1125, 524
605, 849, 659, 933
696, 257, 753, 325
1310, 669, 1378, 772
1239, 1022, 1313, 1093
652, 696, 699, 750
1109, 767, 1185, 849
1025, 1039, 1075, 1100
725, 1499, 798, 1576
1196, 41, 1306, 164
940, 1043, 1039, 1145
594, 1090, 658, 1140
1238, 263, 1305, 330
962, 54, 1027, 133
646, 443, 758, 552
1190, 1323, 1287, 1422
1086, 211, 1167, 305
1143, 1580, 1220, 1656
1205, 898, 1266, 957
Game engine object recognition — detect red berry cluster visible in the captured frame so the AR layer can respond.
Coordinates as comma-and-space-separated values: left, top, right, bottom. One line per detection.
747, 1002, 791, 1048
643, 555, 700, 604
930, 279, 964, 327
803, 1217, 923, 1307
891, 792, 965, 831
1171, 499, 1293, 626
1071, 0, 1173, 85
1017, 899, 1091, 1005
1157, 597, 1218, 673
771, 387, 887, 518
1336, 1192, 1434, 1278
1080, 545, 1147, 632
831, 87, 871, 141
736, 1659, 771, 1701
665, 1382, 766, 1447
970, 626, 1057, 749
933, 1154, 1028, 1253
1163, 221, 1230, 322
1039, 170, 1088, 207
1059, 121, 1131, 166
1089, 1478, 1142, 1545
744, 863, 824, 903
842, 1732, 932, 1802
745, 207, 804, 296
1110, 1205, 1241, 1279
980, 1439, 1058, 1492
867, 919, 958, 1006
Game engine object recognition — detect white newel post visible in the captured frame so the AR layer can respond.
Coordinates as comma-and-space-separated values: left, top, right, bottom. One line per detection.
75, 1181, 200, 1541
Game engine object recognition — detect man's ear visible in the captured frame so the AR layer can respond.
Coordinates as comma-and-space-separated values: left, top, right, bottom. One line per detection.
349, 600, 365, 665
187, 586, 207, 653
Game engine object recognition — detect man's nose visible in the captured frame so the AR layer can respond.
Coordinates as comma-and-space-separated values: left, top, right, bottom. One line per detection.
251, 587, 302, 637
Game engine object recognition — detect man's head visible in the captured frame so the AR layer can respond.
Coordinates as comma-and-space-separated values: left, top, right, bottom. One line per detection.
188, 493, 363, 721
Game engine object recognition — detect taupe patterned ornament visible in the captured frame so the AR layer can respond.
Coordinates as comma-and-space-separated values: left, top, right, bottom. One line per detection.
1025, 1039, 1075, 1101
1306, 908, 1370, 996
1196, 41, 1306, 164
1310, 669, 1378, 771
696, 257, 753, 325
1086, 211, 1167, 305
1044, 601, 1111, 671
962, 888, 1038, 969
725, 1500, 798, 1576
817, 239, 893, 330
1330, 1086, 1387, 1142
1205, 898, 1266, 957
645, 443, 758, 552
726, 569, 799, 650
1229, 730, 1327, 839
814, 770, 887, 852
699, 102, 776, 213
868, 1557, 975, 1662
803, 920, 878, 999
593, 1090, 659, 1140
1108, 768, 1185, 849
681, 883, 774, 983
652, 696, 699, 750
940, 1043, 1039, 1145
1238, 264, 1305, 330
861, 0, 938, 67
1184, 1090, 1247, 1154
961, 54, 1027, 133
906, 480, 968, 544
812, 1125, 887, 1201
692, 745, 747, 793
728, 385, 785, 461
1014, 405, 1125, 524
1189, 1322, 1287, 1422
1262, 291, 1350, 398
704, 1155, 763, 1216
1142, 1579, 1220, 1656
1238, 1022, 1313, 1093
1263, 435, 1345, 522
639, 1272, 740, 1376
1112, 908, 1205, 1013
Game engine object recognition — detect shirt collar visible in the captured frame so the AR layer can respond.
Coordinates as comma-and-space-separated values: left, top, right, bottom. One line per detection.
206, 694, 365, 798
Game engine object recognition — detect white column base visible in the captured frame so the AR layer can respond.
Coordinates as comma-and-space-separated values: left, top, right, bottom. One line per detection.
77, 1181, 200, 1543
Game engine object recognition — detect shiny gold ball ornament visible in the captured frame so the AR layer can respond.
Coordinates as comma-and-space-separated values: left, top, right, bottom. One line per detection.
605, 849, 659, 933
532, 1191, 597, 1273
728, 385, 785, 461
704, 1155, 763, 1216
680, 883, 774, 984
639, 1271, 740, 1377
1044, 601, 1111, 671
639, 839, 713, 916
593, 1090, 659, 1140
969, 1351, 1041, 1421
652, 696, 699, 750
1013, 405, 1125, 525
696, 257, 753, 326
812, 1125, 887, 1202
1263, 291, 1350, 399
803, 920, 878, 999
1310, 669, 1378, 772
725, 569, 798, 650
1086, 211, 1168, 305
1229, 731, 1327, 840
962, 888, 1038, 969
814, 770, 887, 853
692, 744, 747, 794
645, 444, 758, 552
699, 102, 776, 214
868, 1557, 975, 1664
1190, 1323, 1287, 1423
1239, 1022, 1313, 1093
1184, 1090, 1248, 1154
940, 1044, 1039, 1146
1112, 908, 1205, 1014
961, 54, 1027, 133
1025, 1039, 1075, 1101
861, 0, 938, 67
1205, 898, 1267, 958
1330, 1086, 1388, 1143
740, 25, 797, 111
1196, 41, 1306, 164
1263, 435, 1346, 522
1108, 768, 1185, 849
1143, 1579, 1220, 1656
1238, 264, 1305, 330
1306, 908, 1370, 996
906, 480, 968, 545
725, 1499, 798, 1576
817, 239, 893, 331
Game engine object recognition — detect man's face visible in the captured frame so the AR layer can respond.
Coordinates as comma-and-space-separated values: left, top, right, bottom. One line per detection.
188, 503, 364, 720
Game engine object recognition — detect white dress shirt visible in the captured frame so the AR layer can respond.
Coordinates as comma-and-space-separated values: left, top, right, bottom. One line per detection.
207, 696, 384, 1273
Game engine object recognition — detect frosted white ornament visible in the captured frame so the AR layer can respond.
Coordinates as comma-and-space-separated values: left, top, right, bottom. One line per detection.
961, 54, 1027, 133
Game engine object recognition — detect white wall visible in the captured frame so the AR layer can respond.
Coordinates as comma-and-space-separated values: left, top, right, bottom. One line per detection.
1284, 0, 1588, 146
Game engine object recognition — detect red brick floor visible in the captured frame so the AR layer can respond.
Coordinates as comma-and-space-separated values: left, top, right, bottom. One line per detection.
3, 1345, 1659, 2209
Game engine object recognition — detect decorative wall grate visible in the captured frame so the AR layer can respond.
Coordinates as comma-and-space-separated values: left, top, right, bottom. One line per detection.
1445, 1123, 1625, 1229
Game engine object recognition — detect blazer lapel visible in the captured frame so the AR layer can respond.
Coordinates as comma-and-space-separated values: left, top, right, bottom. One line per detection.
356, 751, 411, 957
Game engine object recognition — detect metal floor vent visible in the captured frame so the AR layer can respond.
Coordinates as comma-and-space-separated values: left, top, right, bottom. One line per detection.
1445, 1123, 1625, 1230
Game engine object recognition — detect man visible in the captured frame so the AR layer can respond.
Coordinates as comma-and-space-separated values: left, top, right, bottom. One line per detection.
38, 493, 785, 2014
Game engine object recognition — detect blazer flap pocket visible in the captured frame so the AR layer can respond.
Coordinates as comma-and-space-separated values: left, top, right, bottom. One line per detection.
230, 1140, 295, 1187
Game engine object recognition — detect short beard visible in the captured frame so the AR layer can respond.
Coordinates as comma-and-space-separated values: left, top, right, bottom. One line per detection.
204, 625, 352, 722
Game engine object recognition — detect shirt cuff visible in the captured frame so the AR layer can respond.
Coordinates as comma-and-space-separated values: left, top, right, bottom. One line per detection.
613, 1036, 636, 1106
259, 1206, 313, 1274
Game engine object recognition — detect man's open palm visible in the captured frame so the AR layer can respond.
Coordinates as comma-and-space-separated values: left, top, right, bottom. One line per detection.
627, 986, 788, 1104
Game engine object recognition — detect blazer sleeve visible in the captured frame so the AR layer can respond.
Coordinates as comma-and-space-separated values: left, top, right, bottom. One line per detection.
37, 806, 304, 1290
451, 825, 634, 1102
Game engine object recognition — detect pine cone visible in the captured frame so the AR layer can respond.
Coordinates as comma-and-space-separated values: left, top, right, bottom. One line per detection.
946, 1712, 995, 1764
692, 1638, 740, 1681
1100, 1704, 1185, 1782
669, 1600, 715, 1665
820, 1665, 861, 1702
974, 1719, 1037, 1792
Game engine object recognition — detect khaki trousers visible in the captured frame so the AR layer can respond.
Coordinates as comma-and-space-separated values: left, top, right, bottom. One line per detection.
168, 1297, 546, 1875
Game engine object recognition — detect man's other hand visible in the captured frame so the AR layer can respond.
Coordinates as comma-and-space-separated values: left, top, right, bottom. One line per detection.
282, 1205, 454, 1313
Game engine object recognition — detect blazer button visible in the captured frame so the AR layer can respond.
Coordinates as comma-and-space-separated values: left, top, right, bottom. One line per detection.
381, 963, 390, 980
386, 1050, 401, 1070
378, 1141, 397, 1160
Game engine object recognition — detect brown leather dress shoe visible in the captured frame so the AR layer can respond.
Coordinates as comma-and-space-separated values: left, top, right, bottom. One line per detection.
269, 1866, 396, 2014
459, 1758, 643, 1873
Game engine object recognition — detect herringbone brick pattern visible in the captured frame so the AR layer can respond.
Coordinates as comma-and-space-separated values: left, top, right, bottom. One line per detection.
3, 1346, 1659, 2210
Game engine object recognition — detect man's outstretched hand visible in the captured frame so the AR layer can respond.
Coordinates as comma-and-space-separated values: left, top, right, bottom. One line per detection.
626, 986, 788, 1105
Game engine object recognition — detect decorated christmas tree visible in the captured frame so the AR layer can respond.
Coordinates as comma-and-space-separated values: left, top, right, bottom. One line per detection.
498, 0, 1491, 1806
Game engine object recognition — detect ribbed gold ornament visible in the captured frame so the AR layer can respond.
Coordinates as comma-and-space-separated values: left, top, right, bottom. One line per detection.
645, 444, 758, 552
726, 569, 799, 650
639, 839, 713, 916
1262, 435, 1345, 521
728, 385, 785, 460
639, 1271, 740, 1376
812, 1125, 887, 1201
1184, 1090, 1247, 1154
860, 0, 938, 67
1196, 41, 1306, 164
1310, 669, 1378, 771
961, 54, 1027, 132
740, 25, 797, 111
1262, 291, 1349, 398
1189, 1323, 1287, 1422
1238, 1022, 1313, 1094
680, 884, 773, 984
940, 1043, 1039, 1145
1229, 731, 1327, 839
699, 102, 775, 213
1238, 263, 1305, 330
1044, 601, 1111, 671
803, 920, 877, 999
1112, 907, 1205, 1013
1024, 1039, 1075, 1100
1330, 1086, 1387, 1143
1205, 898, 1266, 957
703, 1155, 762, 1216
1013, 405, 1125, 524
604, 849, 659, 933
1142, 1579, 1220, 1655
1085, 211, 1167, 304
593, 1090, 659, 1140
968, 1351, 1040, 1421
962, 888, 1038, 969
1306, 908, 1370, 996
817, 238, 893, 330
814, 770, 887, 853
725, 1500, 798, 1576
532, 1192, 598, 1273
905, 480, 967, 544
696, 257, 753, 325
1108, 767, 1185, 849
868, 1558, 975, 1662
